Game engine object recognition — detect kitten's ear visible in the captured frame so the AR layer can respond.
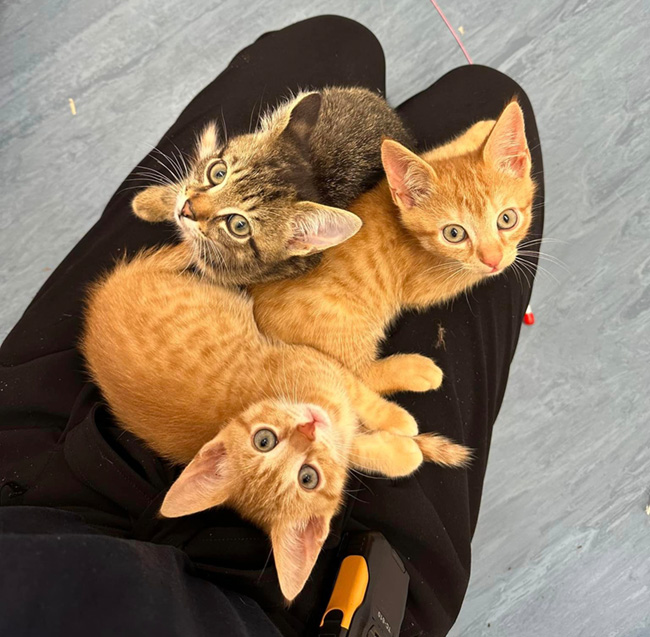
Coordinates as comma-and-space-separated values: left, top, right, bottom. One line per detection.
271, 516, 331, 601
132, 185, 177, 223
280, 92, 322, 150
160, 439, 231, 518
195, 122, 219, 160
483, 101, 531, 178
381, 139, 436, 209
287, 202, 362, 256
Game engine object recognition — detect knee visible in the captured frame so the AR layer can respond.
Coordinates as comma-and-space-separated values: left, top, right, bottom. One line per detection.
295, 15, 383, 54
444, 64, 536, 123
266, 15, 385, 87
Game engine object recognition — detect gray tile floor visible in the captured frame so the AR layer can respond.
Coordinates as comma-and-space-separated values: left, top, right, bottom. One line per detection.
2, 1, 649, 635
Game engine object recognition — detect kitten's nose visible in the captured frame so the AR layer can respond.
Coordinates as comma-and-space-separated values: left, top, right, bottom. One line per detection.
180, 199, 195, 221
297, 421, 317, 441
478, 249, 502, 270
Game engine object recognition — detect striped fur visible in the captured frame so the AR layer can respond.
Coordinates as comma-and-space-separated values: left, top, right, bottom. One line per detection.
131, 87, 414, 286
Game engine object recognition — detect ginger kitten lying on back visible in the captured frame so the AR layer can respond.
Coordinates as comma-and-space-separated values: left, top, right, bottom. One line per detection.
251, 102, 536, 390
83, 246, 469, 602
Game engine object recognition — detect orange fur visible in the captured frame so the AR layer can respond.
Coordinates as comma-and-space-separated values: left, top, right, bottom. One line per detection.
82, 245, 468, 601
80, 103, 528, 601
252, 102, 536, 393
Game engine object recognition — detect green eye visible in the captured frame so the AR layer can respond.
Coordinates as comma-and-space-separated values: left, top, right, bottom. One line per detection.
497, 209, 518, 230
298, 465, 319, 490
226, 214, 251, 237
442, 225, 467, 243
207, 160, 227, 186
253, 429, 277, 452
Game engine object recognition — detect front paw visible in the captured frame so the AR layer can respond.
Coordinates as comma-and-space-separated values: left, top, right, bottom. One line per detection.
397, 354, 443, 392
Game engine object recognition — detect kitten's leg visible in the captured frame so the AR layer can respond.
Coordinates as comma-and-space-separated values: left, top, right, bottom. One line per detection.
362, 354, 444, 395
351, 431, 472, 478
344, 373, 419, 436
351, 431, 424, 478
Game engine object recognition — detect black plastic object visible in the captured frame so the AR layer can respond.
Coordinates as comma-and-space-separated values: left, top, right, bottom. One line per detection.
318, 531, 409, 637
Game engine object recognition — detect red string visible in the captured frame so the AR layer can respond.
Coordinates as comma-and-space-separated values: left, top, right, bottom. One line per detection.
428, 0, 473, 65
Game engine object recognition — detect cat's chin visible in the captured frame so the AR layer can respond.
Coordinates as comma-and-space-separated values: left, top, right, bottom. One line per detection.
475, 262, 510, 277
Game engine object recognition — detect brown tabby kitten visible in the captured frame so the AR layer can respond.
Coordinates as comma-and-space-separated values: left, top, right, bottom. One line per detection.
132, 87, 414, 286
82, 245, 470, 601
251, 102, 536, 393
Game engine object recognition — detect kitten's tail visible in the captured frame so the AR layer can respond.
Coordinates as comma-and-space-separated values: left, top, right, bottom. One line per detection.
414, 433, 473, 468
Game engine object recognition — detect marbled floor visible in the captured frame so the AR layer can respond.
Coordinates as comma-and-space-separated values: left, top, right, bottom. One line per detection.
1, 1, 649, 635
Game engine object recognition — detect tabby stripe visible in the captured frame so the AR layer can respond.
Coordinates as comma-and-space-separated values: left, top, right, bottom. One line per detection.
249, 237, 262, 261
263, 188, 288, 202
233, 172, 254, 187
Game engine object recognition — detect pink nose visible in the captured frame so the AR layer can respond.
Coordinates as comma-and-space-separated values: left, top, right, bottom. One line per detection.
180, 200, 195, 220
478, 251, 502, 270
297, 421, 316, 441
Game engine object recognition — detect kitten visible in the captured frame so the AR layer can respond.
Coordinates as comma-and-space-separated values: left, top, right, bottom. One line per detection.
132, 87, 414, 286
82, 246, 470, 601
251, 101, 536, 392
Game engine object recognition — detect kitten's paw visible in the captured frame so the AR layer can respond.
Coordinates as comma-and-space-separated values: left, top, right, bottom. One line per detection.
397, 354, 444, 392
365, 354, 444, 395
381, 436, 424, 477
384, 403, 419, 437
351, 432, 423, 478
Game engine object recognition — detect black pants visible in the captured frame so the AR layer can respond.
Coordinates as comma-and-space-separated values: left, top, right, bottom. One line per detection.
0, 16, 543, 637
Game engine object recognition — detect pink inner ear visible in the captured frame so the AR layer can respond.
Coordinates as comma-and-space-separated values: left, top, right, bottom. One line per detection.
289, 207, 361, 254
382, 143, 416, 207
484, 102, 531, 178
159, 441, 229, 518
381, 141, 434, 209
272, 516, 330, 601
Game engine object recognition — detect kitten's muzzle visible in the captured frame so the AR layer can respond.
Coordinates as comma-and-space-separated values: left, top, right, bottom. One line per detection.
477, 248, 503, 273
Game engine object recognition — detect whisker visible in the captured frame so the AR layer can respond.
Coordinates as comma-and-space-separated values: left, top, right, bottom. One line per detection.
511, 259, 532, 288
148, 151, 182, 184
154, 146, 187, 183
510, 259, 525, 292
518, 250, 570, 272
517, 256, 561, 285
256, 548, 274, 583
170, 142, 191, 178
220, 107, 229, 145
132, 167, 174, 182
131, 167, 176, 186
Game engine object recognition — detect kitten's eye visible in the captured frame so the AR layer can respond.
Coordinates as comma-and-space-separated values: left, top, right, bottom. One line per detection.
298, 465, 319, 490
207, 160, 228, 186
253, 429, 277, 452
497, 209, 518, 230
442, 225, 467, 243
226, 214, 251, 237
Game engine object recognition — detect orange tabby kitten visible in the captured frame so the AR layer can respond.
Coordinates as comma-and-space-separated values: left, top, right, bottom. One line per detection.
82, 245, 469, 600
251, 102, 535, 392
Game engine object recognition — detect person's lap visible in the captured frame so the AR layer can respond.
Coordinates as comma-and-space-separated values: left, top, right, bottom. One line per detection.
0, 15, 543, 637
0, 507, 282, 637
